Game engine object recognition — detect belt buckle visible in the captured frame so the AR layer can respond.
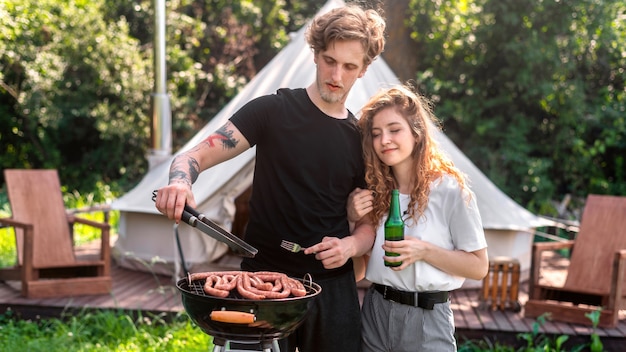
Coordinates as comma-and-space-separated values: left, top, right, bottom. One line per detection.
413, 292, 420, 308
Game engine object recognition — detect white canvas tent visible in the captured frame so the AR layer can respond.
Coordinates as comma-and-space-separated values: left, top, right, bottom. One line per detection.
112, 0, 552, 280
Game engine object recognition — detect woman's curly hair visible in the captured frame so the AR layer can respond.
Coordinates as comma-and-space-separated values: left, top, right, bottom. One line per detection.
358, 84, 469, 227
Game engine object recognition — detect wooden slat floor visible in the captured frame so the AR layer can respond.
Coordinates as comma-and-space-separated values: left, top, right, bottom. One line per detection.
1, 253, 625, 350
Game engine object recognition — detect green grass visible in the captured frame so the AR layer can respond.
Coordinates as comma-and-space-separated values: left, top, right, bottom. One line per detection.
0, 309, 606, 352
0, 309, 213, 351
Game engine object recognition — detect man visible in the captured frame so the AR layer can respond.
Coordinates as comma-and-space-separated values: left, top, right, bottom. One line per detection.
155, 4, 386, 351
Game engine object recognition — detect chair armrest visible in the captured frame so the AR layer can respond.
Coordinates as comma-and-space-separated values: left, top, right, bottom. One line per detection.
66, 204, 112, 224
0, 217, 33, 230
532, 240, 574, 252
0, 217, 35, 280
68, 214, 110, 230
528, 240, 575, 299
66, 204, 111, 215
66, 214, 111, 270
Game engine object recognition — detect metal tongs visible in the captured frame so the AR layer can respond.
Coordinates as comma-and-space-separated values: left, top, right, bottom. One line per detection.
152, 190, 258, 258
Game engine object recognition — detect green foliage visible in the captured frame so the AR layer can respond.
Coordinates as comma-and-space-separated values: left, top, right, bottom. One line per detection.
0, 0, 153, 193
0, 0, 323, 195
458, 338, 516, 352
585, 310, 604, 352
3, 0, 624, 216
0, 192, 12, 267
516, 314, 577, 352
0, 309, 212, 351
63, 182, 121, 245
407, 0, 626, 213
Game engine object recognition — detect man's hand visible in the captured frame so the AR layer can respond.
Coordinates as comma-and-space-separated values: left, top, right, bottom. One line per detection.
154, 181, 196, 223
305, 236, 354, 270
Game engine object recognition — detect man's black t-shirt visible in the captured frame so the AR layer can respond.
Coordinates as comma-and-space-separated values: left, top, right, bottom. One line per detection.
230, 88, 365, 278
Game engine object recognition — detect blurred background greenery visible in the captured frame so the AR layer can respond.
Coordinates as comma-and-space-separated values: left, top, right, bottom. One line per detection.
1, 0, 624, 215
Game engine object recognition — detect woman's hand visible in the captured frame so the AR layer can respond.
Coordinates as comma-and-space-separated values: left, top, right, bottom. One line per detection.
382, 237, 489, 280
347, 187, 374, 223
382, 237, 427, 271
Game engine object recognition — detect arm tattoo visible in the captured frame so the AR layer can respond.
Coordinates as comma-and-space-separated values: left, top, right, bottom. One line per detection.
202, 122, 239, 150
187, 158, 200, 183
169, 156, 200, 186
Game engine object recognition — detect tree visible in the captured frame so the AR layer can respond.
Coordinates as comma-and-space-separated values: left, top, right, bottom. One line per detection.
0, 0, 153, 194
405, 0, 626, 213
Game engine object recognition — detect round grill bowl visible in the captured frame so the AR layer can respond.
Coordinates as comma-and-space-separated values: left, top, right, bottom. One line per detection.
177, 275, 322, 342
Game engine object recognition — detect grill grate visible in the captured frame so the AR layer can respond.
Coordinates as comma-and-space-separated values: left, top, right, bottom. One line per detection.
179, 275, 319, 300
187, 279, 208, 296
182, 278, 245, 299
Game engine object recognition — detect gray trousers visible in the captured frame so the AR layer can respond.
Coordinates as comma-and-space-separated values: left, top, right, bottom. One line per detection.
361, 285, 456, 352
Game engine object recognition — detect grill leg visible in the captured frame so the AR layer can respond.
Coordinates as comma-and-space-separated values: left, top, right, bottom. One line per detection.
261, 341, 279, 352
212, 337, 227, 352
223, 340, 280, 351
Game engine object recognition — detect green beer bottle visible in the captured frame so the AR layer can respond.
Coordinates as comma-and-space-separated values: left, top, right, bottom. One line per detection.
384, 189, 404, 267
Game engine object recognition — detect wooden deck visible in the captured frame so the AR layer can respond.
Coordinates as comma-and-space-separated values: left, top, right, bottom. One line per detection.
1, 253, 625, 350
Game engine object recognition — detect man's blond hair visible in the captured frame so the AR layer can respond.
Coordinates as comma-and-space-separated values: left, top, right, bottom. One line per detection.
306, 5, 386, 67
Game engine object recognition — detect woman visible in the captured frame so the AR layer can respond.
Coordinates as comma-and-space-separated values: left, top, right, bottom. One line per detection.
349, 85, 489, 351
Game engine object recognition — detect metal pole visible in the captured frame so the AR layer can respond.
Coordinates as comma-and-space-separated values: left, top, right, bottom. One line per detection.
150, 0, 172, 165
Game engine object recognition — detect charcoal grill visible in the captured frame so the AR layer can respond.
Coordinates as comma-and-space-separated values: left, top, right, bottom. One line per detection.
177, 274, 322, 352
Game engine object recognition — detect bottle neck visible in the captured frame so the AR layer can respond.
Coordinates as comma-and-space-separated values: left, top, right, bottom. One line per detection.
388, 189, 403, 220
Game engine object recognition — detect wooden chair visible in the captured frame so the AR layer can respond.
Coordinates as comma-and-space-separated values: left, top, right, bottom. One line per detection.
0, 169, 111, 298
524, 194, 626, 328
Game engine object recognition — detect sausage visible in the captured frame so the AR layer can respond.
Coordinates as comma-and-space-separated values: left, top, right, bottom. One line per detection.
203, 275, 230, 298
250, 275, 274, 291
236, 273, 266, 300
190, 271, 241, 282
254, 272, 287, 281
241, 273, 292, 299
252, 277, 291, 299
189, 270, 309, 299
214, 274, 239, 291
271, 278, 283, 292
286, 277, 307, 297
260, 288, 291, 299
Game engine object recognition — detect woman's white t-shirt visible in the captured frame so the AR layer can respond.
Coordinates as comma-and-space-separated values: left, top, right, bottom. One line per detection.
365, 175, 487, 292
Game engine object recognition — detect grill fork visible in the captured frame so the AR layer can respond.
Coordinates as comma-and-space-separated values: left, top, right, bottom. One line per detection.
280, 240, 304, 253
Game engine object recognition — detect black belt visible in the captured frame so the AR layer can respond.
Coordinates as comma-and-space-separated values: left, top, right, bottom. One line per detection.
373, 284, 449, 310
